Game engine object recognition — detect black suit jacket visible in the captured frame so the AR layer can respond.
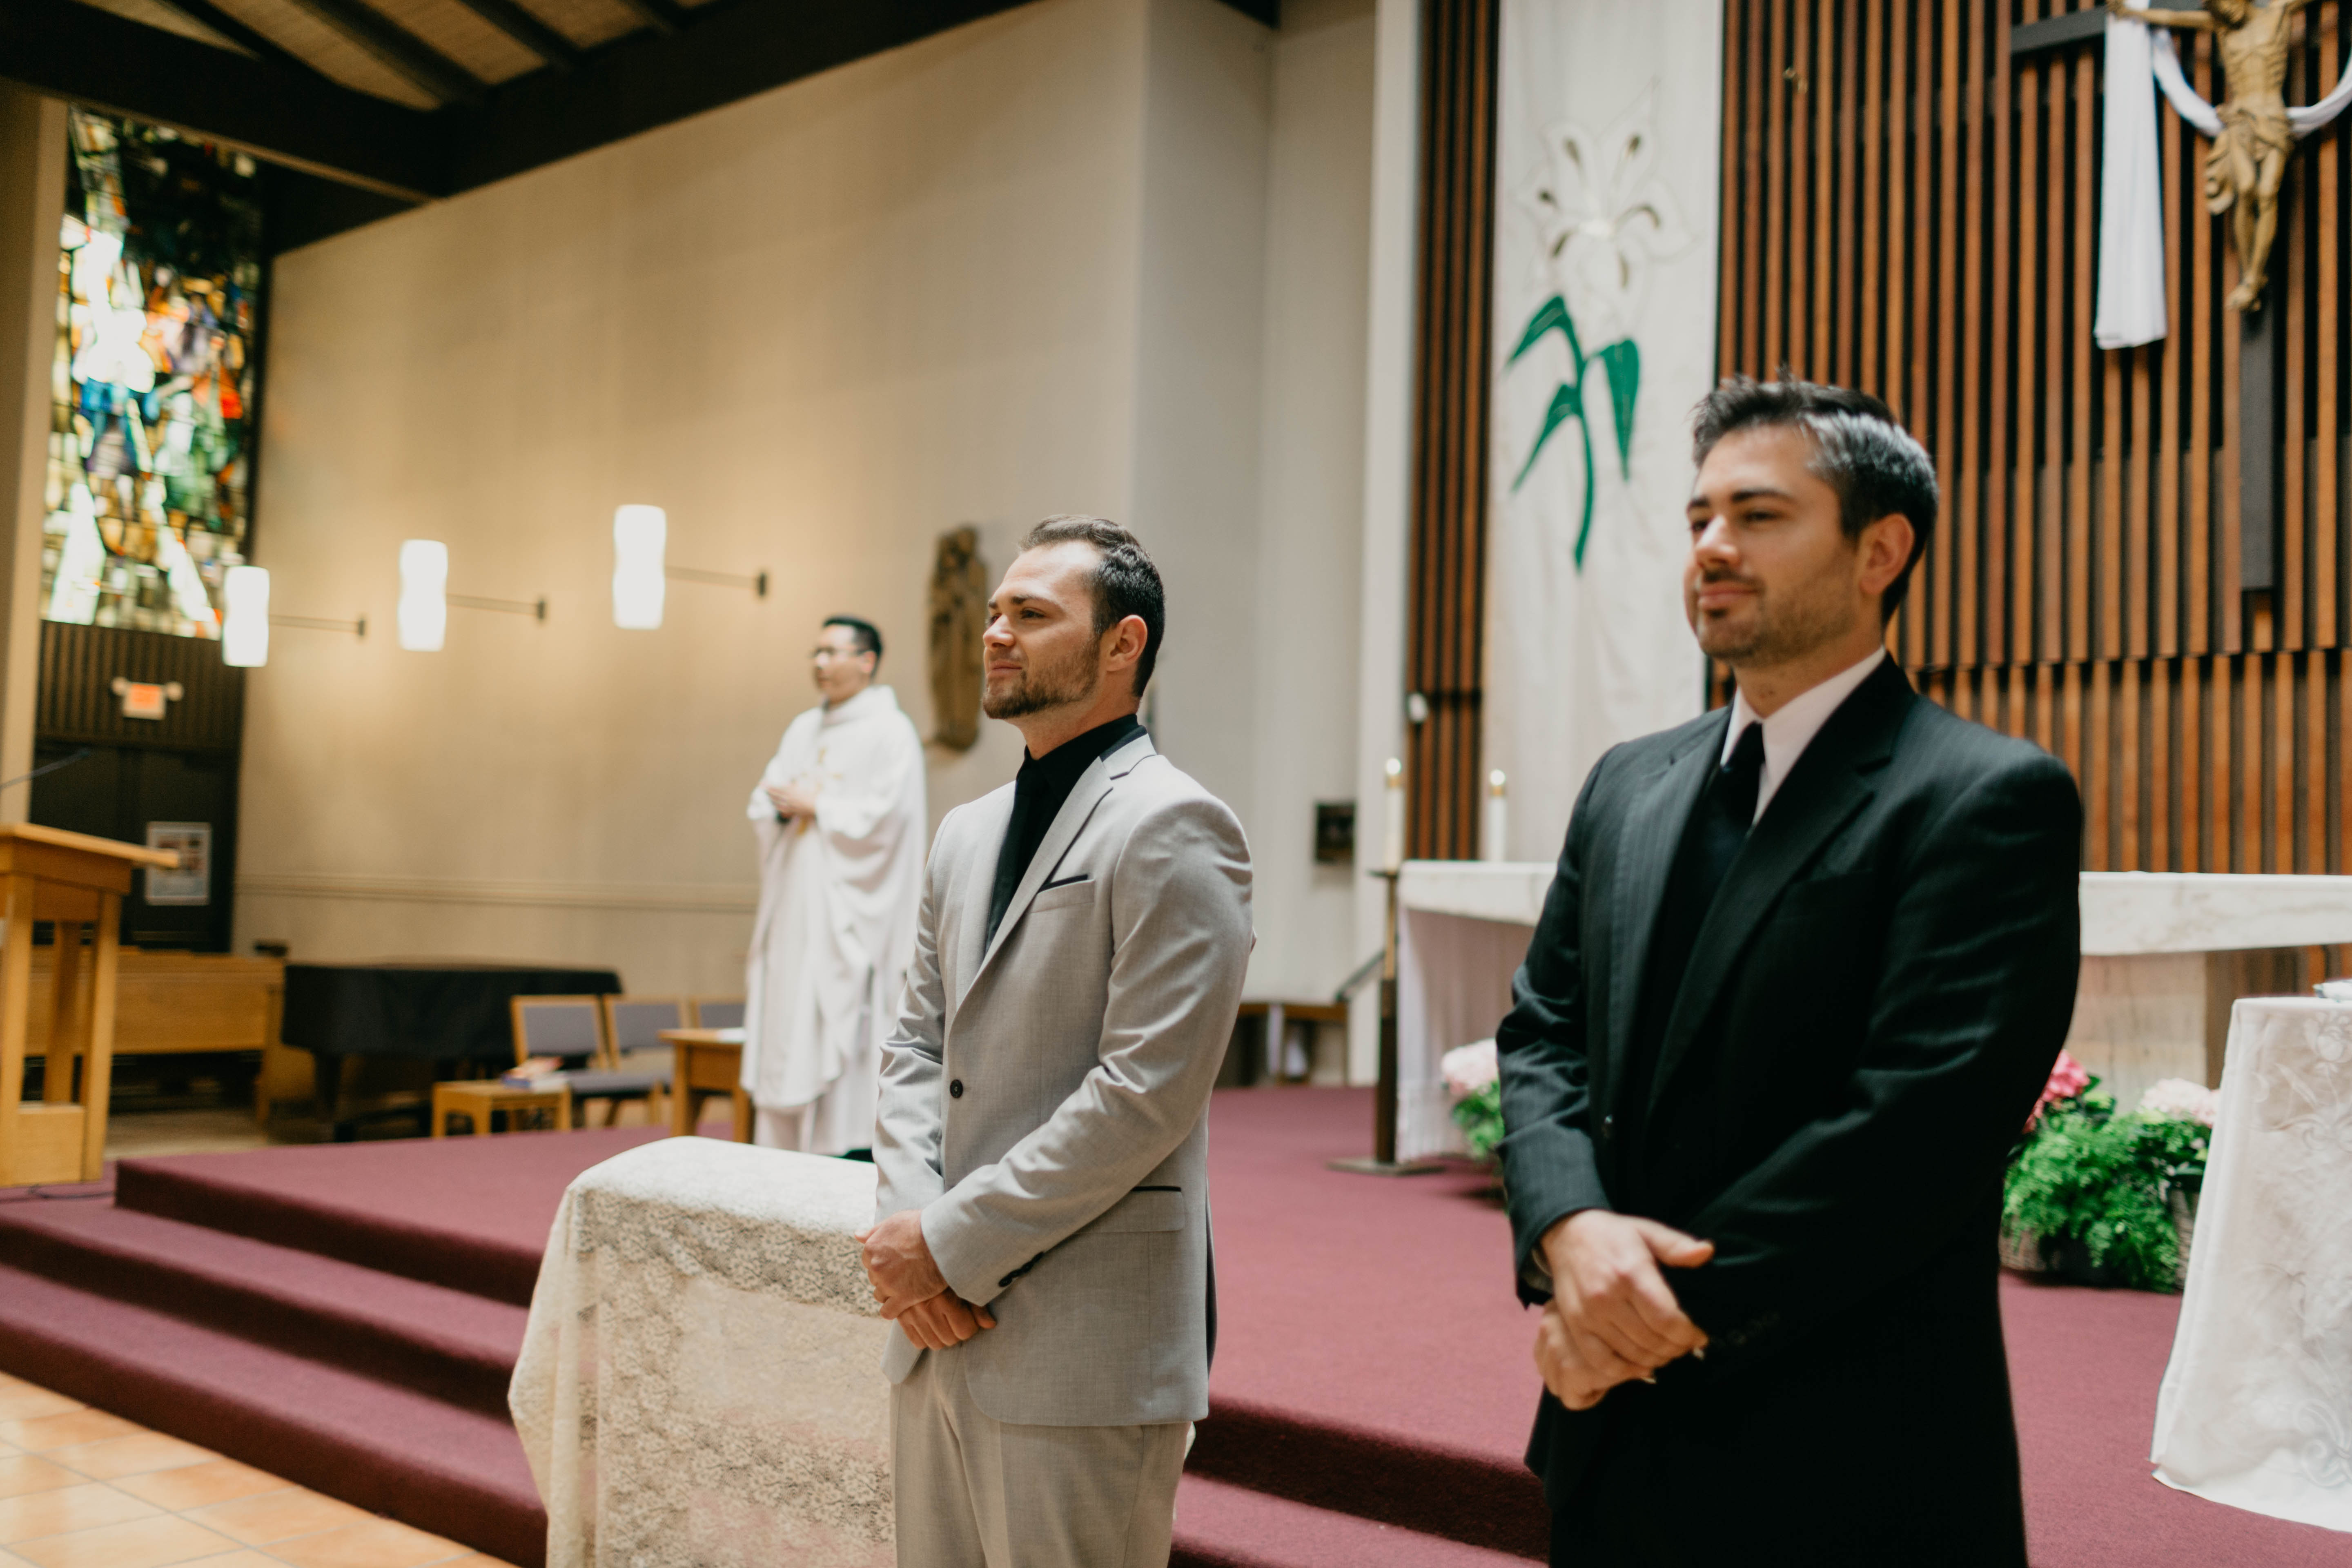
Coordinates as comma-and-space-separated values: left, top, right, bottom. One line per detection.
1496, 658, 2080, 1566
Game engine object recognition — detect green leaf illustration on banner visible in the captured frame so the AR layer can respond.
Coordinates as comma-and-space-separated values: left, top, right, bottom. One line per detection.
1507, 292, 1637, 569
1595, 339, 1640, 478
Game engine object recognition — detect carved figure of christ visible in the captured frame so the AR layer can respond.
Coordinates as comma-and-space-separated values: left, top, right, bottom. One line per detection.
2109, 0, 2314, 310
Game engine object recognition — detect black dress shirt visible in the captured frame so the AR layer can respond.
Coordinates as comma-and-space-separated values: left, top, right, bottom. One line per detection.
984, 714, 1145, 944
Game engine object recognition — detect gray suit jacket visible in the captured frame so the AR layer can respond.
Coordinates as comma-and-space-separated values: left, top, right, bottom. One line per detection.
873, 729, 1252, 1426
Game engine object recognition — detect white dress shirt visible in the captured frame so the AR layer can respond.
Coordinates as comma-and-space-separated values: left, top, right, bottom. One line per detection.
1719, 647, 1887, 824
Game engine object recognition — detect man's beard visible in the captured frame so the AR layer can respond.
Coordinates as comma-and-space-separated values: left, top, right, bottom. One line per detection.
983, 640, 1101, 719
1691, 568, 1857, 667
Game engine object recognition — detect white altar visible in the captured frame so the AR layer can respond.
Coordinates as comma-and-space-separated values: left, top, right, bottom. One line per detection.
1394, 865, 2352, 1162
510, 1137, 892, 1568
2152, 998, 2352, 1532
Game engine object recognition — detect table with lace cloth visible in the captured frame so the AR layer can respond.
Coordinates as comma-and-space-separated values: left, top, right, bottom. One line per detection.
2151, 998, 2352, 1533
509, 1137, 892, 1568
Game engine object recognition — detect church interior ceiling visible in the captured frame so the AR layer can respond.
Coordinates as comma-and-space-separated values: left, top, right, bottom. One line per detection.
5, 0, 1295, 254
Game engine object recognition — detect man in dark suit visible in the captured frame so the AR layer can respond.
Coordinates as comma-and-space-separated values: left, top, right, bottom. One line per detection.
1496, 376, 2081, 1566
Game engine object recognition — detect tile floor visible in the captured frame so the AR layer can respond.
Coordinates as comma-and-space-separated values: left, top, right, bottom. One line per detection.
0, 1374, 515, 1568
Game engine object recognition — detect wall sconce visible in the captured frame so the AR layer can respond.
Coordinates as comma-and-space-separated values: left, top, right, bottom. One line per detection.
399, 540, 448, 652
222, 565, 269, 667
611, 504, 767, 630
217, 566, 369, 668
399, 540, 545, 653
612, 505, 666, 630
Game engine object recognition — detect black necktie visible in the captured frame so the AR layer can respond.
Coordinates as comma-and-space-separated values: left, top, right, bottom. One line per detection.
1692, 720, 1767, 906
1622, 721, 1768, 1167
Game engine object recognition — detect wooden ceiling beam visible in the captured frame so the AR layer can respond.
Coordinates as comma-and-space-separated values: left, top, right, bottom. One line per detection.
0, 0, 445, 199
444, 0, 1032, 192
152, 0, 328, 79
611, 0, 688, 35
445, 0, 584, 71
276, 0, 489, 105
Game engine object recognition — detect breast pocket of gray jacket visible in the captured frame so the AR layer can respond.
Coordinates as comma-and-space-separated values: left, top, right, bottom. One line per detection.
1029, 877, 1101, 915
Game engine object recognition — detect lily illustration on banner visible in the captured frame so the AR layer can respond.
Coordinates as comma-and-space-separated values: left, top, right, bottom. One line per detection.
1507, 84, 1692, 566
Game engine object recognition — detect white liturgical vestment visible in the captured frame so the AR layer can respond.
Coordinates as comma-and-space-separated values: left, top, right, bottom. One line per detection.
742, 683, 926, 1154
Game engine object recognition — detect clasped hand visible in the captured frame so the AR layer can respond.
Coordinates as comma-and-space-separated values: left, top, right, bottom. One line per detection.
855, 1209, 996, 1350
765, 779, 820, 819
1533, 1209, 1713, 1412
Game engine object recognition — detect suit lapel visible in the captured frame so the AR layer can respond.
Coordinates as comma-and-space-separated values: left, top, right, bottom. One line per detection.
967, 731, 1156, 991
951, 789, 1017, 1008
1645, 659, 1914, 1116
1605, 716, 1727, 1102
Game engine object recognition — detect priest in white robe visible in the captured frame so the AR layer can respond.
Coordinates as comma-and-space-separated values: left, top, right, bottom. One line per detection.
742, 616, 927, 1154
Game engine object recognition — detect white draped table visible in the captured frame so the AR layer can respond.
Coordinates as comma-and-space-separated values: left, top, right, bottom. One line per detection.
510, 1137, 892, 1568
1394, 866, 2352, 1162
2152, 998, 2352, 1532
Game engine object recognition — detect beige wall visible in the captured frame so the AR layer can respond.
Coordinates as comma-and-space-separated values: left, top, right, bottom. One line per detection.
1241, 0, 1373, 1000
237, 0, 1377, 1008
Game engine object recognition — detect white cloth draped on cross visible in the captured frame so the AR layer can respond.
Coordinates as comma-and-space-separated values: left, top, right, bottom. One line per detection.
2095, 13, 2352, 350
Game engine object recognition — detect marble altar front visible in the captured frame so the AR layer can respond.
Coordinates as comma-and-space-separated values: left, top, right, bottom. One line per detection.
1393, 865, 2352, 1161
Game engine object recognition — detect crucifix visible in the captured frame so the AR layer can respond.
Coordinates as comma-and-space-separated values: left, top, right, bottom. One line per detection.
2110, 0, 2312, 312
2015, 0, 2349, 593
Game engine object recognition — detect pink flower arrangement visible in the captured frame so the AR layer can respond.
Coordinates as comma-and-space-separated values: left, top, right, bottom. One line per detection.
2137, 1077, 2221, 1127
2026, 1050, 2092, 1129
1441, 1039, 1499, 1101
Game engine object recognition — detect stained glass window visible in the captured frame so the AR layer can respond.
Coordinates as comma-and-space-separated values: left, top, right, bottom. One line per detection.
44, 109, 264, 638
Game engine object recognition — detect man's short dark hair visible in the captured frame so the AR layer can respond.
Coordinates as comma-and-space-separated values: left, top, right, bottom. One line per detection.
1691, 373, 1939, 623
1018, 515, 1166, 697
823, 615, 882, 661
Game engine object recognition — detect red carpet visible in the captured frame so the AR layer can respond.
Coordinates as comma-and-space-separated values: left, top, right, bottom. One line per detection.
113, 1125, 667, 1305
0, 1090, 2345, 1567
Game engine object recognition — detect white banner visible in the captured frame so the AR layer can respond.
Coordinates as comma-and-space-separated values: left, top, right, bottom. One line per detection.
1486, 0, 1721, 862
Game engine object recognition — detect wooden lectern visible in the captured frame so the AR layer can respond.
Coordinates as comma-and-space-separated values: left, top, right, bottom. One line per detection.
0, 825, 178, 1186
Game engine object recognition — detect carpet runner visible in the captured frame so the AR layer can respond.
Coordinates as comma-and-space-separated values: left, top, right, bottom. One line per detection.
0, 1092, 2345, 1567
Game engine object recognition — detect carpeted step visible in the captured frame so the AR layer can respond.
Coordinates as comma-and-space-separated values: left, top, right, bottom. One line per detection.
1172, 1473, 1541, 1567
1189, 1395, 1548, 1559
0, 1199, 523, 1415
0, 1261, 545, 1568
115, 1127, 663, 1305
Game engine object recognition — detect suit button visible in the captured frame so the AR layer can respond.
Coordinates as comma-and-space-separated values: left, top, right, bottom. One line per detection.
949, 1079, 964, 1098
1602, 1114, 1615, 1130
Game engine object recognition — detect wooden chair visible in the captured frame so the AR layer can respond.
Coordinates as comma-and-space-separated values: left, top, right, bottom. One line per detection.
690, 996, 746, 1030
501, 992, 621, 1128
598, 995, 686, 1123
510, 994, 606, 1067
425, 994, 605, 1136
604, 995, 689, 1058
507, 993, 653, 1129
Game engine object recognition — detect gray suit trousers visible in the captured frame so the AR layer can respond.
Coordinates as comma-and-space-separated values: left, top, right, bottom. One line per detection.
891, 1346, 1185, 1568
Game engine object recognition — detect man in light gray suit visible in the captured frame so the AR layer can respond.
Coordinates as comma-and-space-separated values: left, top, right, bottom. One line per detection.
858, 515, 1253, 1568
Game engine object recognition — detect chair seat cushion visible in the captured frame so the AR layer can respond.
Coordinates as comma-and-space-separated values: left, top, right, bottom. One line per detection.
566, 1069, 669, 1100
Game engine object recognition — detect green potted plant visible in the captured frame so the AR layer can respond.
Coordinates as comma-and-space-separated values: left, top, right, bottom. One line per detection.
2001, 1051, 2217, 1292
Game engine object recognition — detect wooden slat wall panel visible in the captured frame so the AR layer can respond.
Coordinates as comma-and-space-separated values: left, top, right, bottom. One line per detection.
1404, 0, 1500, 860
1715, 0, 2350, 872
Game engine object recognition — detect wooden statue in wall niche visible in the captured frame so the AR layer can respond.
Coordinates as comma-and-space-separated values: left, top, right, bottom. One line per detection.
928, 525, 988, 750
2108, 0, 2318, 311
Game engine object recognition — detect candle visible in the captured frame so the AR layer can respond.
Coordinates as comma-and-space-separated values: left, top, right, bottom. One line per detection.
1483, 770, 1508, 863
1382, 757, 1405, 872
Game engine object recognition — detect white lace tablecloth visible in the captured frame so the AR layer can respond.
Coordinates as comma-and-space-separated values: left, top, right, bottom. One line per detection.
2152, 998, 2352, 1532
509, 1137, 892, 1568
